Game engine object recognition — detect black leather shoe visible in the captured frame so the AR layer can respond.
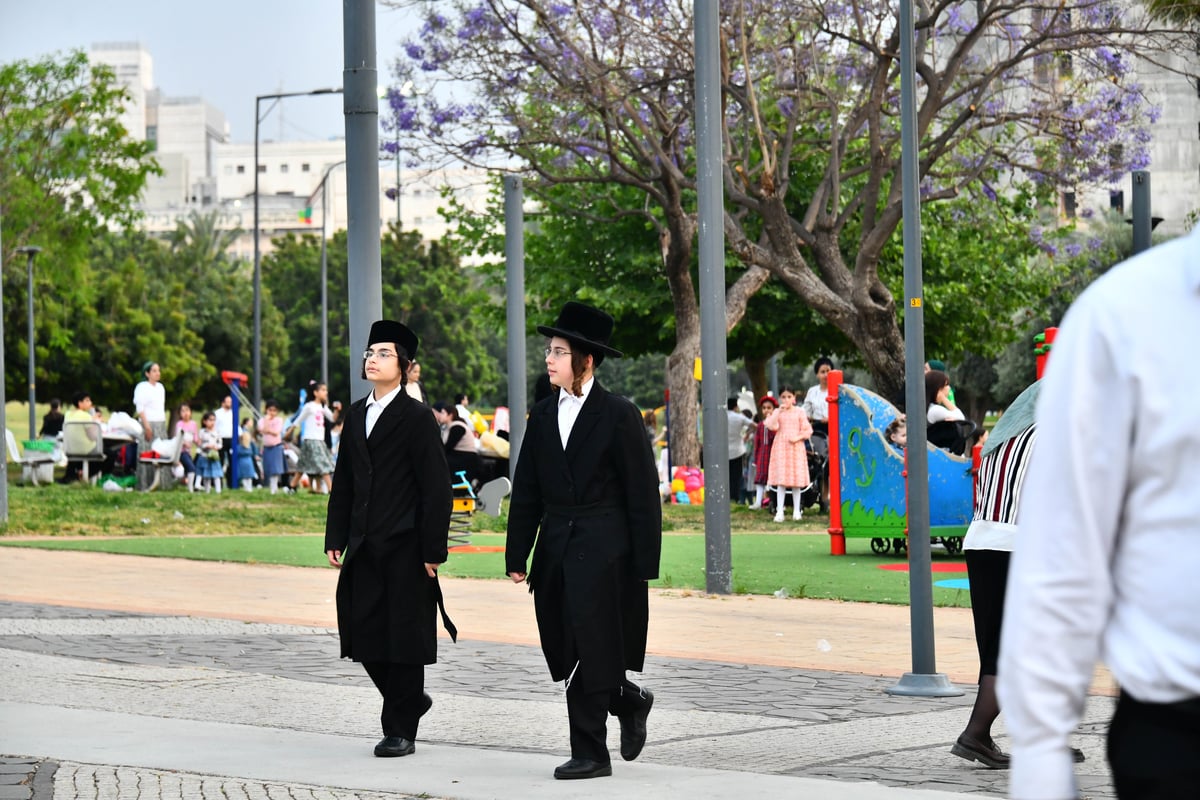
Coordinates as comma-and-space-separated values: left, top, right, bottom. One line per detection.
420, 692, 433, 716
553, 758, 612, 780
374, 736, 415, 757
950, 733, 1009, 769
619, 688, 654, 761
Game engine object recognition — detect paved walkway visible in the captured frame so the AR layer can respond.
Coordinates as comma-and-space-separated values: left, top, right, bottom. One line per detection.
0, 549, 1119, 799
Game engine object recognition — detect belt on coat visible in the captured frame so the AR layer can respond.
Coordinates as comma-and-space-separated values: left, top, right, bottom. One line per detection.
542, 501, 623, 519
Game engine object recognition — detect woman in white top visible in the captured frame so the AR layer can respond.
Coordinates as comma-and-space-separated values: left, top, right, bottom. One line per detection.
133, 361, 167, 490
925, 369, 965, 424
292, 381, 336, 494
801, 357, 833, 431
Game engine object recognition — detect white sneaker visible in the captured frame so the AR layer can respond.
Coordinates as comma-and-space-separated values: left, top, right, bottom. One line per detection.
748, 501, 761, 510
793, 509, 803, 521
773, 510, 785, 523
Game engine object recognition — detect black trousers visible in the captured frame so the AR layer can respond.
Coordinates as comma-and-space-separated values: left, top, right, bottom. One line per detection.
1109, 690, 1200, 799
362, 661, 425, 740
566, 675, 651, 763
728, 456, 745, 504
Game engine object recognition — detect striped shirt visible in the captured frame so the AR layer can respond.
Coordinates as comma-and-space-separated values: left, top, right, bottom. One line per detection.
962, 423, 1037, 552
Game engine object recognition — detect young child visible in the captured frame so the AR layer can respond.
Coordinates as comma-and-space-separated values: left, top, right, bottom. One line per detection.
291, 381, 335, 494
258, 399, 286, 494
763, 386, 813, 522
172, 403, 199, 492
195, 411, 224, 493
236, 417, 258, 491
885, 416, 907, 451
748, 395, 778, 511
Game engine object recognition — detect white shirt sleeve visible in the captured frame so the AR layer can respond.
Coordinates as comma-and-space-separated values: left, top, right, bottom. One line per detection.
926, 404, 964, 424
998, 293, 1130, 800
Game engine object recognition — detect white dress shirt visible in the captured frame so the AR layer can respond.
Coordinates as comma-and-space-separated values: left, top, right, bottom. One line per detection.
365, 384, 403, 439
557, 377, 593, 449
998, 225, 1200, 800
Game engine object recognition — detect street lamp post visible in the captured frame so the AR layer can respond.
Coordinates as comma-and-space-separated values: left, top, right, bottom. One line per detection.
315, 160, 346, 387
16, 246, 40, 439
253, 87, 342, 410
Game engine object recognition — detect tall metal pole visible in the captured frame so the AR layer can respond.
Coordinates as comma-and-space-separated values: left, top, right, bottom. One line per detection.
253, 99, 263, 411
17, 247, 40, 439
503, 176, 527, 479
320, 173, 330, 388
694, 0, 732, 595
0, 219, 8, 521
886, 0, 960, 698
1131, 170, 1151, 255
343, 0, 383, 401
253, 88, 341, 410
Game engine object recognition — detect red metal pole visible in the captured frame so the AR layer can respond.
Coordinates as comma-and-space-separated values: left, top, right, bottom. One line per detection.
826, 370, 845, 555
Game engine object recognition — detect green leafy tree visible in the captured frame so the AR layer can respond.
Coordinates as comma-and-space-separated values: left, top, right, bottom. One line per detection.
42, 228, 213, 411
168, 210, 289, 406
262, 224, 500, 408
391, 1, 1186, 463
0, 50, 160, 403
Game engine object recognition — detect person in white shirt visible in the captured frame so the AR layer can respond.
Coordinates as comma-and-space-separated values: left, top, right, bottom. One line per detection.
999, 225, 1200, 800
291, 383, 336, 494
214, 395, 234, 482
132, 361, 167, 490
726, 398, 756, 505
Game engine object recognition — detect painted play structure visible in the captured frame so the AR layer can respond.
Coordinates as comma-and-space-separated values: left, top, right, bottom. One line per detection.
825, 328, 1056, 556
824, 369, 974, 556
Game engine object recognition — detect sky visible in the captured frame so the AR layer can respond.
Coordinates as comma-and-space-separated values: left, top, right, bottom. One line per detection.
0, 0, 420, 144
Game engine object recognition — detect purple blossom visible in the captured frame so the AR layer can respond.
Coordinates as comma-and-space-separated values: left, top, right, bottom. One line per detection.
1064, 243, 1082, 258
981, 183, 997, 202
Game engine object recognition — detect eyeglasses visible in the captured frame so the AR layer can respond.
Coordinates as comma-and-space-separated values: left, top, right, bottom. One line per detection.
543, 347, 573, 360
362, 349, 398, 361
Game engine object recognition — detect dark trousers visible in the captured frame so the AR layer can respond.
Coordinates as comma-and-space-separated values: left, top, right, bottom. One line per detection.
729, 455, 745, 504
1109, 690, 1200, 799
362, 661, 425, 740
566, 675, 651, 763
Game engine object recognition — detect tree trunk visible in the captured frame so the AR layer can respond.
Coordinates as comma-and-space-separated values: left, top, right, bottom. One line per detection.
743, 355, 770, 409
660, 211, 701, 468
853, 303, 907, 409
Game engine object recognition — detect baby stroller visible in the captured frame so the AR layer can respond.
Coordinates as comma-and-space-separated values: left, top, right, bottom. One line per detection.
800, 429, 829, 511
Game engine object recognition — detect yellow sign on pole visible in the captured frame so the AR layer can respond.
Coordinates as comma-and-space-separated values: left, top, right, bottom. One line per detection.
693, 357, 703, 381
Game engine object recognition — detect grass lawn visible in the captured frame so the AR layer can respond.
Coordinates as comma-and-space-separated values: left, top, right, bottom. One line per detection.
0, 479, 970, 606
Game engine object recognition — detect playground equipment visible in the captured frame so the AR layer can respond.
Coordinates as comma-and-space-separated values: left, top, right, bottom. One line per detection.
825, 370, 976, 556
221, 370, 259, 486
449, 471, 512, 545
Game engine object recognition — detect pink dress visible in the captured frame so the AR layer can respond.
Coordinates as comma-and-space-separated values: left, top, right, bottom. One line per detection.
764, 406, 813, 488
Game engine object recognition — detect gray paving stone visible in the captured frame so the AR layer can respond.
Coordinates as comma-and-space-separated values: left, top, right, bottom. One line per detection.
0, 599, 1113, 799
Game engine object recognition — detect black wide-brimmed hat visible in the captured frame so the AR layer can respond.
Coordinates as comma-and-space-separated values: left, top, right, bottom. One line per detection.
367, 319, 419, 360
537, 301, 623, 365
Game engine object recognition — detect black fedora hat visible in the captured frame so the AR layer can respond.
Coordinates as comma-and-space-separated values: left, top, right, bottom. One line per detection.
367, 319, 419, 360
537, 302, 623, 364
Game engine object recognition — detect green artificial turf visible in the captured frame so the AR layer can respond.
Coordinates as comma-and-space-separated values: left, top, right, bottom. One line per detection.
0, 530, 971, 607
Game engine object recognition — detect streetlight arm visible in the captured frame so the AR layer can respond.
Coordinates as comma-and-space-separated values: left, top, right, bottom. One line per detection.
256, 88, 343, 123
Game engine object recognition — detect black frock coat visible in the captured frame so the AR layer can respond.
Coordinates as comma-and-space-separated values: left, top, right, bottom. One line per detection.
505, 381, 662, 690
324, 389, 453, 664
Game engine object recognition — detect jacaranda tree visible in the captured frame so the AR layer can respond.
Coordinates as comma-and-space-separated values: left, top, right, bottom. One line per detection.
384, 0, 1191, 464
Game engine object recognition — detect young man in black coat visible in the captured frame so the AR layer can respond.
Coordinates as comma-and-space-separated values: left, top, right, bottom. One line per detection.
506, 302, 663, 780
325, 320, 454, 758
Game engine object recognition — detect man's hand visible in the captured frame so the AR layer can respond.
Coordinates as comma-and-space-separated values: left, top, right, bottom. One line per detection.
326, 549, 342, 568
425, 562, 441, 578
508, 571, 527, 584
